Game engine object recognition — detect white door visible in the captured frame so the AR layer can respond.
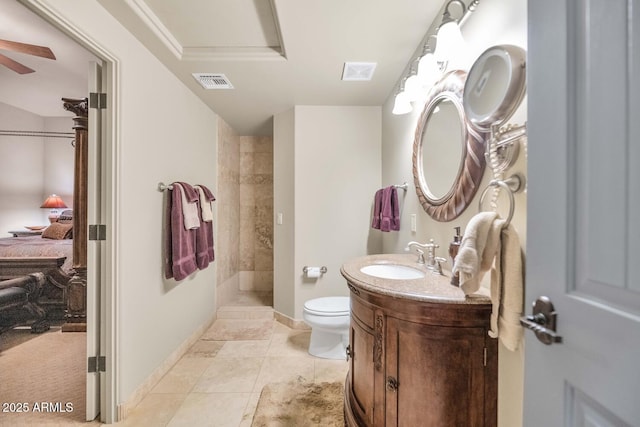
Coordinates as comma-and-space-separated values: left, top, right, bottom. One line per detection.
525, 1, 640, 426
86, 61, 103, 421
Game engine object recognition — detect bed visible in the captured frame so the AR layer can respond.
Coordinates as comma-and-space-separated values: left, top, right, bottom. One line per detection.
0, 232, 73, 320
0, 98, 87, 331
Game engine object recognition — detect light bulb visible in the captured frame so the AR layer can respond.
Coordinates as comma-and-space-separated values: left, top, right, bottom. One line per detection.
392, 92, 412, 115
434, 21, 464, 65
417, 52, 440, 88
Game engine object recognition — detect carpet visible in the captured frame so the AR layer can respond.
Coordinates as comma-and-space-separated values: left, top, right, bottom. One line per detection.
0, 328, 87, 425
251, 381, 345, 427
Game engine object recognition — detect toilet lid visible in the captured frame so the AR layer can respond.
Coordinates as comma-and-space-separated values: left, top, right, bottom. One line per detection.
304, 296, 350, 316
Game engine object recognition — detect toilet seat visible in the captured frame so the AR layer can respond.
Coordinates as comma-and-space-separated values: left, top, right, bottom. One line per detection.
304, 296, 350, 316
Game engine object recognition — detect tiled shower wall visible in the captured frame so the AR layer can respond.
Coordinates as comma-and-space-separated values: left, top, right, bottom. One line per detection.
216, 118, 240, 307
239, 136, 274, 295
216, 121, 274, 307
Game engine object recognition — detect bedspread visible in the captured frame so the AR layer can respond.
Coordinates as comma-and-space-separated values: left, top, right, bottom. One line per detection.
0, 236, 73, 273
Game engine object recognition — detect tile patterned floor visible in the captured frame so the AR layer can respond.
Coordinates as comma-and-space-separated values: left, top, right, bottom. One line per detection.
113, 305, 348, 427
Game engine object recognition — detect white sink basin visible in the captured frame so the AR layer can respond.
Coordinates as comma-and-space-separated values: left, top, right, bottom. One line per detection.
360, 264, 425, 280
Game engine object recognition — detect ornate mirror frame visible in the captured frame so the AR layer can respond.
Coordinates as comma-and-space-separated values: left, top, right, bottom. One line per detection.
412, 70, 487, 222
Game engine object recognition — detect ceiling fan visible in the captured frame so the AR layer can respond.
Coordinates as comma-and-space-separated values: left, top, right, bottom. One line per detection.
0, 39, 56, 74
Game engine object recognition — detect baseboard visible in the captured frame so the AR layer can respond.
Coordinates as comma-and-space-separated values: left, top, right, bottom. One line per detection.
116, 311, 217, 421
274, 310, 310, 330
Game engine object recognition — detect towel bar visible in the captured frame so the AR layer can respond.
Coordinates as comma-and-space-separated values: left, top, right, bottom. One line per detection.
478, 174, 524, 226
158, 182, 173, 191
393, 182, 408, 191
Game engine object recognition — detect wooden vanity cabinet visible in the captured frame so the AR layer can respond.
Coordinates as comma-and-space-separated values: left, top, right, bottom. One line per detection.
344, 281, 497, 427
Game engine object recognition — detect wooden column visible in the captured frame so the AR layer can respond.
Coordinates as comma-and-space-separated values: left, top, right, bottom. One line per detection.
62, 97, 88, 332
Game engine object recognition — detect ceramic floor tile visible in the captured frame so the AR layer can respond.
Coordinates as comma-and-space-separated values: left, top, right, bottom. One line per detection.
201, 319, 274, 341
253, 356, 315, 392
238, 392, 261, 427
113, 393, 186, 427
314, 358, 349, 383
151, 357, 213, 394
266, 329, 311, 357
193, 356, 263, 393
184, 340, 225, 358
166, 392, 251, 427
216, 340, 271, 358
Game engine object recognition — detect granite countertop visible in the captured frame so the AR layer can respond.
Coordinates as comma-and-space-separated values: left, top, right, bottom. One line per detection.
340, 253, 491, 305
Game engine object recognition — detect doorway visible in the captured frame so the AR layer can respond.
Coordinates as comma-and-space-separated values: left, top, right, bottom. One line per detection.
0, 0, 116, 423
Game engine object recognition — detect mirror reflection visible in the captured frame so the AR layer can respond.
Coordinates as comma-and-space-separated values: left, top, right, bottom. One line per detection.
412, 70, 486, 222
420, 98, 464, 201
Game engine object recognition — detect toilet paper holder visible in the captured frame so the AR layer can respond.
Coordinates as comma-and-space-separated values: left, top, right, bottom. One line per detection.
303, 266, 327, 275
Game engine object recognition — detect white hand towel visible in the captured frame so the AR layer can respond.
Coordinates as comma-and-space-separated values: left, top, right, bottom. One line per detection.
173, 183, 200, 230
489, 223, 524, 351
453, 212, 499, 295
195, 185, 213, 222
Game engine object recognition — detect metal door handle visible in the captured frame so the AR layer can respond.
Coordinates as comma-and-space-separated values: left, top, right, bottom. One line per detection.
520, 296, 563, 345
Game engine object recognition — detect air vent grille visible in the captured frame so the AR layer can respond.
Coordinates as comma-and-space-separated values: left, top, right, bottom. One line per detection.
342, 62, 377, 81
192, 73, 234, 89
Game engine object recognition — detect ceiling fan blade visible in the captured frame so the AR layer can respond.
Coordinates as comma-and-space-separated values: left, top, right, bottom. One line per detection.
0, 39, 56, 60
0, 52, 35, 74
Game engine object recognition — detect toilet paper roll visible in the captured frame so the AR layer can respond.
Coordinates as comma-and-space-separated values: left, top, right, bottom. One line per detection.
305, 267, 322, 278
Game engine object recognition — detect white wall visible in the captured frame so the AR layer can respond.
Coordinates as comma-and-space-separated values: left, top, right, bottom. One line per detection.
0, 102, 74, 233
37, 0, 219, 410
380, 0, 527, 426
274, 106, 382, 319
273, 108, 296, 317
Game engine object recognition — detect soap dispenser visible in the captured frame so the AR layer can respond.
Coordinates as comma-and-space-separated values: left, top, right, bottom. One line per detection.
449, 227, 462, 286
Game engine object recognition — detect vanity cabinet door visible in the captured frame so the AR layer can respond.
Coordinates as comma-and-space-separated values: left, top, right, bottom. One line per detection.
384, 316, 491, 427
348, 316, 376, 425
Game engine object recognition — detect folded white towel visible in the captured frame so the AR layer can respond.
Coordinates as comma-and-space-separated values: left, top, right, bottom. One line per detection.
195, 185, 213, 222
173, 183, 200, 230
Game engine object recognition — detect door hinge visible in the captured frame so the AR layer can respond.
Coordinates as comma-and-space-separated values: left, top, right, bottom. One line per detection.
483, 347, 487, 367
88, 356, 106, 373
88, 224, 106, 241
89, 92, 107, 109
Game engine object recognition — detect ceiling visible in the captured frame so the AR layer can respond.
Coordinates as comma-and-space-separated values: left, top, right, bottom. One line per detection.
0, 0, 98, 119
0, 0, 446, 135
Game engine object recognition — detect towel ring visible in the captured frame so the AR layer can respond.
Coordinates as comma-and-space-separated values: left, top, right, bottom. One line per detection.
478, 174, 523, 226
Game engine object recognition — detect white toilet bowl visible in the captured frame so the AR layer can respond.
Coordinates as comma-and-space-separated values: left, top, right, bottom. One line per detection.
302, 296, 350, 360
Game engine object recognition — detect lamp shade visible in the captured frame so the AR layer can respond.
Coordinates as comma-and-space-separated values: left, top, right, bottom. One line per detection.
417, 52, 440, 89
392, 92, 412, 115
434, 21, 465, 65
41, 194, 67, 209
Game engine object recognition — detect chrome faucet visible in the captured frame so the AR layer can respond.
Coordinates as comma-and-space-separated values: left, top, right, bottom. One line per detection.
406, 239, 445, 275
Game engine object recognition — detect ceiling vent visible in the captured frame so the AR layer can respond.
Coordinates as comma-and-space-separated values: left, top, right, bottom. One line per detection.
342, 62, 377, 81
192, 73, 234, 89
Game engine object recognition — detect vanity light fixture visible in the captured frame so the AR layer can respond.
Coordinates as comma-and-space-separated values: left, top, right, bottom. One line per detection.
400, 60, 423, 102
392, 0, 479, 115
392, 80, 413, 115
417, 39, 441, 90
434, 0, 467, 66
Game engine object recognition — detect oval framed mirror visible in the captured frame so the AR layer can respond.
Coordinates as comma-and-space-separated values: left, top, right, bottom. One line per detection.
412, 70, 486, 222
463, 44, 526, 131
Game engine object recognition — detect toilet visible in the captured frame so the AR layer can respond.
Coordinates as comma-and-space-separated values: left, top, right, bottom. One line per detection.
302, 296, 351, 360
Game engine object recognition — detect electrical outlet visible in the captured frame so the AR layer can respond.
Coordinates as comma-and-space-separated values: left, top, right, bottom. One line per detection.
410, 214, 417, 232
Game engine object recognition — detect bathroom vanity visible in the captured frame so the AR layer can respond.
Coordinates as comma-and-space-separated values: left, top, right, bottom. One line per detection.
341, 254, 497, 427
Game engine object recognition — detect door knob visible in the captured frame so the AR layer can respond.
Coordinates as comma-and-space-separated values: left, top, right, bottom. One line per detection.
520, 296, 563, 345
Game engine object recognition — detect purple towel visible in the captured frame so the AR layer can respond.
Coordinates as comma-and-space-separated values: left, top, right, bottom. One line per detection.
390, 187, 400, 231
371, 189, 383, 229
194, 184, 216, 269
380, 186, 400, 232
165, 183, 199, 281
